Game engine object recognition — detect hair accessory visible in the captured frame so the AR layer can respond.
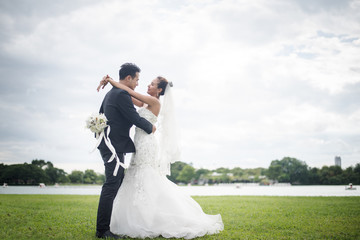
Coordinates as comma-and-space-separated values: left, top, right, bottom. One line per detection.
168, 81, 173, 87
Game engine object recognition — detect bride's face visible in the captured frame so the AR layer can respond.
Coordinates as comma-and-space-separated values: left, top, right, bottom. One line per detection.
147, 78, 161, 97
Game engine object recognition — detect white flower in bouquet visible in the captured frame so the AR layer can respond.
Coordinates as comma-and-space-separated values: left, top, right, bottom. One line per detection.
85, 113, 108, 138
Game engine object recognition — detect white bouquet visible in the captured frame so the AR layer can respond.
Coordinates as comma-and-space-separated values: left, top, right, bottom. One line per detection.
86, 112, 126, 175
86, 113, 108, 138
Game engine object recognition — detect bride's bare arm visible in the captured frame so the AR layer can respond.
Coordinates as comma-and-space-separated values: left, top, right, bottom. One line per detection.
106, 77, 159, 107
131, 97, 144, 107
97, 75, 143, 107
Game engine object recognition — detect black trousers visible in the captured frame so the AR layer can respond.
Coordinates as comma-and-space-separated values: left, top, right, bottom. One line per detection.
96, 148, 125, 233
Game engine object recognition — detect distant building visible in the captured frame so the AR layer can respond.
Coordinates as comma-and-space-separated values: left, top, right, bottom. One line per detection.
335, 156, 341, 167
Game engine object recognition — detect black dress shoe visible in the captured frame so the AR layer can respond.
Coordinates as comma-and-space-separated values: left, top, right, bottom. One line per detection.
96, 230, 122, 239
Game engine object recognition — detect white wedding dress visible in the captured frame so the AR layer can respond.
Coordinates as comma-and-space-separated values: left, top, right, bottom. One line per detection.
110, 107, 224, 239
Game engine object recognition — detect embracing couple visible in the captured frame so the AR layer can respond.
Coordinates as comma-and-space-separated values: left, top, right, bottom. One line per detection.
95, 63, 223, 239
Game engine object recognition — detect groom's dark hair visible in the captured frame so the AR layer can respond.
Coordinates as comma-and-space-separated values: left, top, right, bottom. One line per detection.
119, 63, 141, 80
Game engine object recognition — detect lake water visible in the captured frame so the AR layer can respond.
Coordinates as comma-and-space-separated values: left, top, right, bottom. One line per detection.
1, 184, 359, 196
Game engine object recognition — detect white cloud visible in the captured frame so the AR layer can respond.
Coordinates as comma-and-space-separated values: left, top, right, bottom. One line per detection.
1, 0, 360, 173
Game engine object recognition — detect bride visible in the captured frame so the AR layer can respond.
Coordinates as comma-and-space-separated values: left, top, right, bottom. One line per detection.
98, 76, 224, 239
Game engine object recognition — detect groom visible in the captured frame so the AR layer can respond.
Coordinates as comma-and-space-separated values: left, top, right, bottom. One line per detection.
96, 63, 155, 239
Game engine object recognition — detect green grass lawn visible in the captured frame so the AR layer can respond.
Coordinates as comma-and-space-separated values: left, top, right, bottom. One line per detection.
0, 195, 359, 239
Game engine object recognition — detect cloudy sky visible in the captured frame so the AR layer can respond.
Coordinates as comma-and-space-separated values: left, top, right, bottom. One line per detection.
1, 0, 359, 174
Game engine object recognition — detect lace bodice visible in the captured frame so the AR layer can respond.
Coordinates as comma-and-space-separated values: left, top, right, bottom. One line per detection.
137, 107, 157, 125
129, 107, 158, 168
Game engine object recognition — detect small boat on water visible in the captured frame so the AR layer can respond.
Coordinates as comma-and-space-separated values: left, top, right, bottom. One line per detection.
345, 183, 356, 190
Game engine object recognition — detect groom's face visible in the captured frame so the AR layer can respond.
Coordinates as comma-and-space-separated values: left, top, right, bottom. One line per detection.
129, 72, 140, 90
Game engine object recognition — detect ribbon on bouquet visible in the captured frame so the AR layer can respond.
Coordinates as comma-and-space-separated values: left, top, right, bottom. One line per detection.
92, 126, 127, 176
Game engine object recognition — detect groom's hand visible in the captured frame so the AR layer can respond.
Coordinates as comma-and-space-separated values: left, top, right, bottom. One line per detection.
152, 125, 156, 133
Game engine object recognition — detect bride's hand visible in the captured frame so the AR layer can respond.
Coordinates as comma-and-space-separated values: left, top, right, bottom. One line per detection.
97, 75, 111, 92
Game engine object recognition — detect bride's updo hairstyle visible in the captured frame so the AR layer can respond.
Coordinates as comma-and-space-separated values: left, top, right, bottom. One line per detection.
157, 76, 173, 96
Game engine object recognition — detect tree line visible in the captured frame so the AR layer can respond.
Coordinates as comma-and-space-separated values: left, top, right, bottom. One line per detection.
167, 157, 360, 185
266, 157, 360, 185
0, 159, 104, 185
1, 157, 359, 185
